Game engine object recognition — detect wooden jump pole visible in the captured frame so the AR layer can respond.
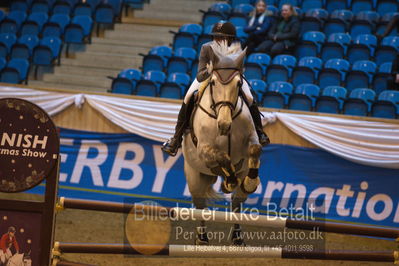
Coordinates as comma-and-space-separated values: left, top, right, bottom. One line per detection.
58, 197, 399, 240
54, 242, 398, 262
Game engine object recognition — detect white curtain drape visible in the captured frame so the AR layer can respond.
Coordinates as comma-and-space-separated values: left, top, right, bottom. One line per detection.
1, 86, 398, 169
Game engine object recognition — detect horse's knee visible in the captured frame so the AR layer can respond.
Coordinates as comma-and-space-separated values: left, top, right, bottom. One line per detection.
248, 144, 262, 160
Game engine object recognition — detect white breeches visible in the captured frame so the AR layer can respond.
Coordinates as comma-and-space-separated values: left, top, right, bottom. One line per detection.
183, 78, 254, 105
0, 248, 12, 263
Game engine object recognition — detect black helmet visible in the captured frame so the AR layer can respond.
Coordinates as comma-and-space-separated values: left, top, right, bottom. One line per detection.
8, 226, 16, 233
210, 21, 236, 38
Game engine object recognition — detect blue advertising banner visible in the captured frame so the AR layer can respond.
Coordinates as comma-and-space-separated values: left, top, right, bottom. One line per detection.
29, 128, 399, 228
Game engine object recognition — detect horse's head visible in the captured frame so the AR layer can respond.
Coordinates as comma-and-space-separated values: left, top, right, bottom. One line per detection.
208, 44, 246, 136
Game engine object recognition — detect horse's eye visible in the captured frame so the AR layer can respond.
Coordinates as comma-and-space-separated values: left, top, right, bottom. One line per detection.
237, 80, 243, 87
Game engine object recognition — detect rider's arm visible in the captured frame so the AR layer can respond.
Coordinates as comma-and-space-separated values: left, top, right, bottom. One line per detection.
196, 43, 212, 82
0, 235, 7, 252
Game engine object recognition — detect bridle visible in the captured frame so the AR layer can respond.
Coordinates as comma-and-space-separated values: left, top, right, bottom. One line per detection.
198, 67, 244, 120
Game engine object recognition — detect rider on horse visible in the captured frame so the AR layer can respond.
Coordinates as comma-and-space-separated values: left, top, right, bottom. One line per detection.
162, 21, 270, 156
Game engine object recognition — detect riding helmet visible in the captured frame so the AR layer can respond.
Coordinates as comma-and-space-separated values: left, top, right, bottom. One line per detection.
210, 21, 236, 38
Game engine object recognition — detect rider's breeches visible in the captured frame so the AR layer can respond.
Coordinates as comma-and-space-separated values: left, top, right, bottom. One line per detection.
0, 248, 12, 263
183, 78, 254, 105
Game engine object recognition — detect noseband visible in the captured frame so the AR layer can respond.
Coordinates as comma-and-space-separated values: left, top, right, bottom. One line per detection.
200, 67, 243, 119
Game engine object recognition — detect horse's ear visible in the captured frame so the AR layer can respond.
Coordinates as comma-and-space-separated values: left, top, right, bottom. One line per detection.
234, 48, 247, 70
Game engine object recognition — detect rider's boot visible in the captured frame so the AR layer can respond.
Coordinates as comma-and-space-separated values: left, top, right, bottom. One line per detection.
249, 103, 270, 147
162, 97, 194, 156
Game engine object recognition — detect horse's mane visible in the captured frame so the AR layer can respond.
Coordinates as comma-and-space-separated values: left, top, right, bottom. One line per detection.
210, 40, 243, 59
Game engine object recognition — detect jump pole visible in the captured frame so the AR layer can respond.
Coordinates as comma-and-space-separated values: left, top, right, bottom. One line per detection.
58, 198, 399, 240
54, 242, 399, 263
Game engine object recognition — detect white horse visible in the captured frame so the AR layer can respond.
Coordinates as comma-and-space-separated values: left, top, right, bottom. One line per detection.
182, 43, 262, 245
5, 253, 31, 266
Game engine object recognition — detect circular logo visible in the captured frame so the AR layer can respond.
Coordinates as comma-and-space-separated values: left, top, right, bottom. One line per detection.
0, 98, 60, 193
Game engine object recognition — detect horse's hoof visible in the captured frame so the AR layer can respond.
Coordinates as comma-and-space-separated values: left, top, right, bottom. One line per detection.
222, 179, 239, 193
231, 230, 246, 246
241, 176, 260, 194
195, 226, 209, 245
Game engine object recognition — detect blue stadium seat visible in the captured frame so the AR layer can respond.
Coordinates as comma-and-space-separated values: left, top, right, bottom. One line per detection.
52, 0, 72, 15
249, 79, 267, 102
278, 0, 300, 9
235, 26, 248, 42
230, 0, 251, 8
292, 56, 322, 87
110, 68, 141, 95
377, 12, 399, 36
266, 55, 297, 84
345, 60, 376, 92
94, 3, 115, 27
302, 0, 324, 12
326, 0, 347, 13
347, 34, 377, 64
262, 81, 293, 108
375, 36, 399, 66
295, 31, 326, 59
288, 84, 320, 111
266, 5, 278, 16
324, 10, 353, 37
123, 0, 144, 11
140, 46, 172, 73
371, 90, 399, 118
0, 33, 17, 58
244, 53, 270, 80
135, 70, 166, 97
300, 8, 328, 35
32, 36, 62, 78
228, 13, 248, 28
41, 14, 70, 38
10, 34, 39, 60
351, 0, 373, 14
31, 0, 50, 14
172, 24, 202, 50
318, 58, 350, 89
320, 33, 351, 62
20, 13, 48, 36
159, 72, 191, 99
64, 15, 93, 55
0, 57, 6, 71
315, 86, 347, 113
10, 0, 29, 12
87, 0, 102, 10
200, 5, 228, 28
376, 0, 399, 16
105, 0, 123, 17
209, 2, 232, 16
372, 62, 392, 95
350, 11, 379, 38
233, 3, 254, 15
0, 10, 4, 23
167, 47, 196, 75
0, 58, 30, 84
343, 88, 375, 116
196, 25, 213, 53
73, 2, 93, 17
0, 10, 27, 35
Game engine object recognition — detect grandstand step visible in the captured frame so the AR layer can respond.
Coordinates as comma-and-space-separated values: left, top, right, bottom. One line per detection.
62, 52, 142, 70
103, 31, 172, 44
114, 23, 178, 33
28, 80, 106, 92
91, 37, 168, 48
53, 65, 120, 78
85, 43, 149, 56
132, 0, 216, 23
42, 73, 112, 89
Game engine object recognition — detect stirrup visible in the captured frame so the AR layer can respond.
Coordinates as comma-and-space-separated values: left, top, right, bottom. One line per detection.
161, 138, 179, 156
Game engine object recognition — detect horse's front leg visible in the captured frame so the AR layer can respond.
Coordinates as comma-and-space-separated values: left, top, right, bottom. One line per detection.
198, 143, 239, 192
241, 141, 262, 194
